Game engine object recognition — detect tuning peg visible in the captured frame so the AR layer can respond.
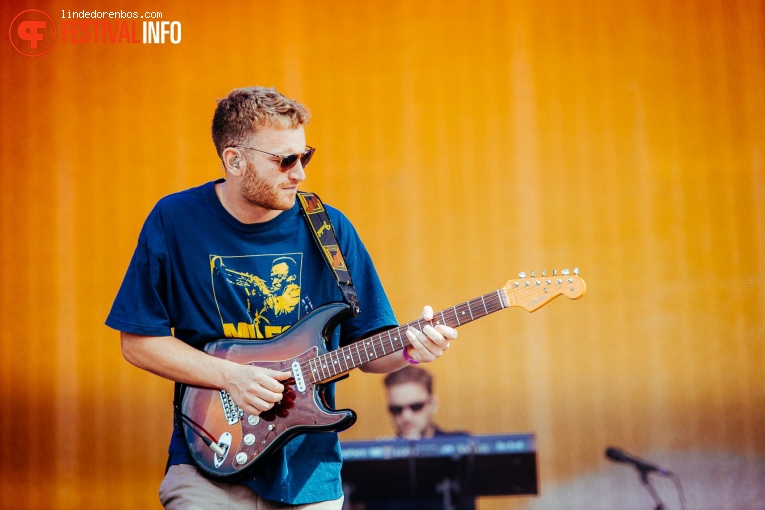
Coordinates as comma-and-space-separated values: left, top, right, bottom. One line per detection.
562, 269, 570, 275
531, 271, 535, 277
574, 268, 579, 275
553, 269, 558, 276
519, 272, 527, 278
542, 270, 546, 277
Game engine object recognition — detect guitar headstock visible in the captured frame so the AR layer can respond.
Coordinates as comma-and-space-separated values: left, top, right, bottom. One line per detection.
502, 268, 586, 312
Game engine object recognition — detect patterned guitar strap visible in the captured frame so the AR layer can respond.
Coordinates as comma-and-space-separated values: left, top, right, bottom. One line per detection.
297, 191, 361, 317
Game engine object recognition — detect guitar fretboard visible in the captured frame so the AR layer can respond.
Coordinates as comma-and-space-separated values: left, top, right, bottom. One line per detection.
304, 290, 507, 384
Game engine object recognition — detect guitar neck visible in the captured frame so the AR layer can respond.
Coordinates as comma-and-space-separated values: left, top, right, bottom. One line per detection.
307, 271, 586, 385
308, 290, 507, 384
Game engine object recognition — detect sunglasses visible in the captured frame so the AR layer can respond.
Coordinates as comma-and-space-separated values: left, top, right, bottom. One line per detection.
388, 401, 429, 416
234, 145, 315, 171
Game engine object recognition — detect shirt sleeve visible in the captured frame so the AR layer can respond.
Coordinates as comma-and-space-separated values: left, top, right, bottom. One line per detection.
105, 207, 173, 337
328, 208, 398, 346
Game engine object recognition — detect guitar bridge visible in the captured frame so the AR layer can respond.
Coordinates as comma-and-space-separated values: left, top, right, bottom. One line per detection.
219, 390, 243, 425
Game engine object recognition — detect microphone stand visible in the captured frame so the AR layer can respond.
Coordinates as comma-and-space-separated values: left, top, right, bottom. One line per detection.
637, 467, 666, 510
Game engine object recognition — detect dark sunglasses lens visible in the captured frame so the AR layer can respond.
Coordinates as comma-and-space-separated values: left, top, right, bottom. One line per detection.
300, 148, 315, 168
388, 402, 427, 415
280, 154, 299, 169
280, 148, 314, 170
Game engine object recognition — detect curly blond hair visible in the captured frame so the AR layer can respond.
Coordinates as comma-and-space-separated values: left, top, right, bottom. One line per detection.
211, 86, 311, 157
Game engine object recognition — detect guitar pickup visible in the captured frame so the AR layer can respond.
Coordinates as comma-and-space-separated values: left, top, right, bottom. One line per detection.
292, 360, 306, 393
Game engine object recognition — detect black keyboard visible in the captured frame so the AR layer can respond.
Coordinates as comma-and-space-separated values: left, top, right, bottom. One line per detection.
340, 433, 538, 501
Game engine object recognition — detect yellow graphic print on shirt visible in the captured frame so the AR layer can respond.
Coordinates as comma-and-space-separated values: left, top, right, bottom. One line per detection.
210, 254, 302, 340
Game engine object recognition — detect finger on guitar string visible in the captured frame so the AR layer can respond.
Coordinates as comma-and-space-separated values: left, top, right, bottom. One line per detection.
419, 305, 458, 342
244, 396, 280, 416
406, 327, 440, 363
223, 363, 292, 415
403, 304, 458, 363
234, 387, 284, 416
422, 324, 453, 349
434, 324, 458, 340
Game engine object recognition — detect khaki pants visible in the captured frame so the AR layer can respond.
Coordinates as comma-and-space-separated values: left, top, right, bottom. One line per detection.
160, 464, 344, 510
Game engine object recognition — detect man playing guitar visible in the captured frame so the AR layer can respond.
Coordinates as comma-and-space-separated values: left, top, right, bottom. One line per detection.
106, 86, 456, 510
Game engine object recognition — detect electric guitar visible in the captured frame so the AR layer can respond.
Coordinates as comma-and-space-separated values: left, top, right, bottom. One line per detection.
180, 269, 586, 481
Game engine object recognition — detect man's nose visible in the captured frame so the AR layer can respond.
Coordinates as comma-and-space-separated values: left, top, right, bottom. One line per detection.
286, 161, 306, 182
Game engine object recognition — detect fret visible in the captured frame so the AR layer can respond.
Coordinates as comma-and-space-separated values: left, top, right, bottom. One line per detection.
467, 301, 474, 321
450, 308, 460, 328
386, 330, 395, 352
320, 354, 330, 377
367, 339, 377, 360
452, 306, 461, 326
480, 295, 489, 315
392, 329, 403, 350
441, 308, 453, 328
474, 298, 484, 318
322, 353, 332, 377
346, 349, 355, 369
497, 289, 505, 309
492, 294, 502, 312
309, 358, 320, 381
378, 335, 387, 356
341, 347, 351, 371
315, 357, 324, 381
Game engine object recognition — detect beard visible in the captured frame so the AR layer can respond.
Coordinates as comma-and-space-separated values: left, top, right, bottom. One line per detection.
238, 159, 298, 212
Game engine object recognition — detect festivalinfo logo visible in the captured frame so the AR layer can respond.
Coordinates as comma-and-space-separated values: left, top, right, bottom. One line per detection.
9, 8, 182, 56
9, 10, 57, 56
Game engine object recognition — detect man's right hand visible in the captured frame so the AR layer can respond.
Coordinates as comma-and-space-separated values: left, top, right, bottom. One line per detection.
223, 363, 292, 416
120, 332, 293, 417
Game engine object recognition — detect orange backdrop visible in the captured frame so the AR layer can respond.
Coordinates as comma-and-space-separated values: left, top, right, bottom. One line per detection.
1, 0, 763, 508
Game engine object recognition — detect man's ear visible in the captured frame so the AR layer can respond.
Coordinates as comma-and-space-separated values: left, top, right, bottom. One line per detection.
221, 147, 244, 176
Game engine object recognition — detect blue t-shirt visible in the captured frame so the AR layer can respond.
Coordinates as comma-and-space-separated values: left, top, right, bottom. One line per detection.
106, 180, 397, 504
